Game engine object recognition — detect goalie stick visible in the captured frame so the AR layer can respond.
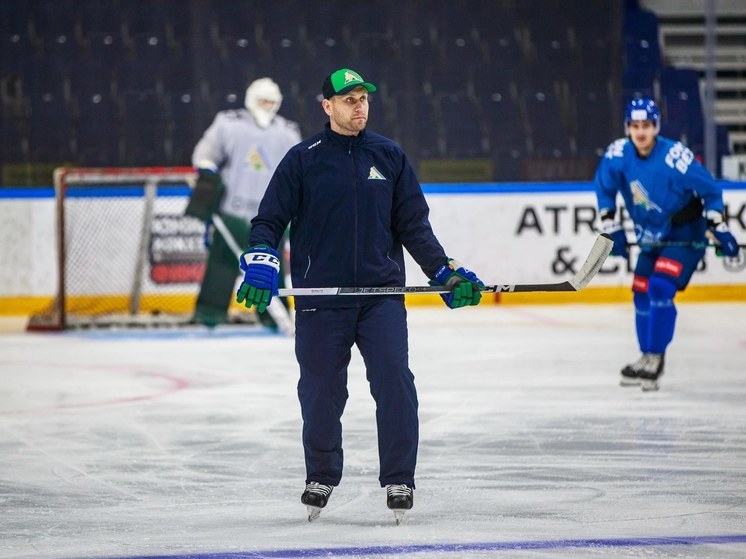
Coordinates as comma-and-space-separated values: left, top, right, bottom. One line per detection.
276, 233, 613, 297
210, 214, 295, 336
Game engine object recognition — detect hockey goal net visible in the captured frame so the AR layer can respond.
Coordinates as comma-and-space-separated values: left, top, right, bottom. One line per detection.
27, 166, 208, 331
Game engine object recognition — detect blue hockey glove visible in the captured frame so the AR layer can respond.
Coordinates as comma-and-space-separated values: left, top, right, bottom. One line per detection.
430, 258, 485, 309
600, 210, 629, 259
706, 211, 739, 257
236, 244, 280, 313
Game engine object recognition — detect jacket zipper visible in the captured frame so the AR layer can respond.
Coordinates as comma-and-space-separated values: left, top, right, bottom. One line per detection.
351, 139, 358, 287
386, 252, 401, 272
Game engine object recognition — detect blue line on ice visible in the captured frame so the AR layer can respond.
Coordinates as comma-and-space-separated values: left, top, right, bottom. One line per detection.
112, 534, 746, 558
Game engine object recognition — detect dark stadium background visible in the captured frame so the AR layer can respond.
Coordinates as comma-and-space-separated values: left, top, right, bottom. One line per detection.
1, 0, 740, 185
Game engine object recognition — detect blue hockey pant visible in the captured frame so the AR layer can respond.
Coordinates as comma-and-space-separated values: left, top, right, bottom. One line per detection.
295, 298, 419, 489
632, 243, 705, 354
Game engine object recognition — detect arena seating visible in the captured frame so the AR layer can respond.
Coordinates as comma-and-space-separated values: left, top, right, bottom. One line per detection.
0, 0, 638, 183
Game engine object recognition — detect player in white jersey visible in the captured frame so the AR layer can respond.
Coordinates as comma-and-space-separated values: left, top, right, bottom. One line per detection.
186, 77, 301, 327
594, 98, 739, 391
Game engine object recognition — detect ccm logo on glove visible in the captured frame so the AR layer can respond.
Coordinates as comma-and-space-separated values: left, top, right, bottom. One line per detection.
242, 252, 281, 270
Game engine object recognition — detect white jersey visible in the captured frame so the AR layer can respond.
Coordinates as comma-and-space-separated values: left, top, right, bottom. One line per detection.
192, 108, 301, 221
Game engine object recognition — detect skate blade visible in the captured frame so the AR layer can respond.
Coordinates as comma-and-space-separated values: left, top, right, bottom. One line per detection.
392, 510, 406, 525
620, 377, 641, 386
640, 379, 660, 392
306, 505, 322, 522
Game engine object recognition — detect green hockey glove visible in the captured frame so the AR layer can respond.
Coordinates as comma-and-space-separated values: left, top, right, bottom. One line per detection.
185, 169, 225, 222
430, 258, 485, 309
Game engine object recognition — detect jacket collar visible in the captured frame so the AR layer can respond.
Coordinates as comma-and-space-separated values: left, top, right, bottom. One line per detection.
324, 122, 366, 146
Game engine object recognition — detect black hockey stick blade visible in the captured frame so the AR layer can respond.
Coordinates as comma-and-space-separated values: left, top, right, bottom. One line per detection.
277, 234, 613, 296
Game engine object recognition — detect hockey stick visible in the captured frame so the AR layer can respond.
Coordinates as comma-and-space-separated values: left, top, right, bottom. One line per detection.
631, 232, 746, 272
631, 241, 746, 250
210, 214, 295, 336
276, 233, 613, 297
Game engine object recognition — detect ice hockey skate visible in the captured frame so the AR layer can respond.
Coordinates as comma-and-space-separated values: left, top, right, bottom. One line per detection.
620, 354, 649, 386
638, 353, 665, 392
386, 484, 413, 525
300, 482, 333, 522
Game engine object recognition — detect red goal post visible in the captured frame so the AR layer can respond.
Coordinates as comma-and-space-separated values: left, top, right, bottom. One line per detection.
27, 166, 209, 331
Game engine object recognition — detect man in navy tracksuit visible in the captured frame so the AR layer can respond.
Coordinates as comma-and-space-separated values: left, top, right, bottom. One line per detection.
235, 68, 485, 522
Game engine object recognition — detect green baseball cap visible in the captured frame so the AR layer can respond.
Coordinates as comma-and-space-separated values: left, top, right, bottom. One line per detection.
322, 68, 377, 99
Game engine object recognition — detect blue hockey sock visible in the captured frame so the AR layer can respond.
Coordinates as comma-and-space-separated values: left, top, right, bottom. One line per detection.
633, 291, 651, 353
647, 275, 678, 354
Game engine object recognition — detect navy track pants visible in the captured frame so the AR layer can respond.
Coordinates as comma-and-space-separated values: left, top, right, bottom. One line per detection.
295, 298, 418, 489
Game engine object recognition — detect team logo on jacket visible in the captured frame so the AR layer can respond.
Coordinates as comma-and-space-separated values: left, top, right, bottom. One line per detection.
368, 166, 386, 180
630, 180, 662, 213
247, 146, 270, 172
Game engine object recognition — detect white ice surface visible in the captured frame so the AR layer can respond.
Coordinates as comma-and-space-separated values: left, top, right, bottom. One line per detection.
1, 304, 745, 559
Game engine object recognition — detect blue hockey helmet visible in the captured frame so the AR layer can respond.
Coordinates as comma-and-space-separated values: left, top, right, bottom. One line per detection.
624, 98, 660, 133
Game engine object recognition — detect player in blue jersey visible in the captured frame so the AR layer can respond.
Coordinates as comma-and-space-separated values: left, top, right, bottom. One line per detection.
594, 98, 739, 391
233, 69, 485, 523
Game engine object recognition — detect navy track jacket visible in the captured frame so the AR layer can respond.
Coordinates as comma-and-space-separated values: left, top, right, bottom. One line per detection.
248, 124, 448, 310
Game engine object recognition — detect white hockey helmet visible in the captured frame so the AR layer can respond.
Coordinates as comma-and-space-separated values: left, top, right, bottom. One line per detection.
245, 77, 283, 128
